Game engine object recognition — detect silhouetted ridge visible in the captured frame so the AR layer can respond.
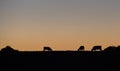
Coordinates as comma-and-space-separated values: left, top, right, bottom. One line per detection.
103, 46, 120, 53
0, 45, 120, 70
1, 46, 18, 53
104, 46, 116, 52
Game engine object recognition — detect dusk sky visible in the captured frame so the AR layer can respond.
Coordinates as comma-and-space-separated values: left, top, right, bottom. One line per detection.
0, 0, 120, 51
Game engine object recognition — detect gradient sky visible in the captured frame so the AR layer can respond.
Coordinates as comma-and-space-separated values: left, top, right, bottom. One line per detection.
0, 0, 120, 51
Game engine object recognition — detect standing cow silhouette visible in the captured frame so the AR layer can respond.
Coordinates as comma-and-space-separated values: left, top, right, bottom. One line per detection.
43, 47, 52, 51
78, 46, 85, 51
91, 46, 102, 51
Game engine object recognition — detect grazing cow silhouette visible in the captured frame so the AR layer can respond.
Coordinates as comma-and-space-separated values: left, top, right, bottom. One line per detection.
43, 47, 52, 51
78, 46, 85, 51
91, 46, 102, 51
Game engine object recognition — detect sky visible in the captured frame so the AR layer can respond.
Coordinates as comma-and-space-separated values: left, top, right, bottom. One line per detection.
0, 0, 120, 51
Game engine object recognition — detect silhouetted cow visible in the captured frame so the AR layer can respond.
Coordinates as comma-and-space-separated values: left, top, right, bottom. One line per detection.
78, 46, 85, 51
43, 47, 52, 51
91, 46, 102, 51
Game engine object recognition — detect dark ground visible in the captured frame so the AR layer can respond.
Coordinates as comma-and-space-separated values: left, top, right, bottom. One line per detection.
0, 50, 120, 71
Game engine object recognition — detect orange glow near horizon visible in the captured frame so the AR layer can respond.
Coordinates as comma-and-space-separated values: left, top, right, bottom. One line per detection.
0, 0, 120, 51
